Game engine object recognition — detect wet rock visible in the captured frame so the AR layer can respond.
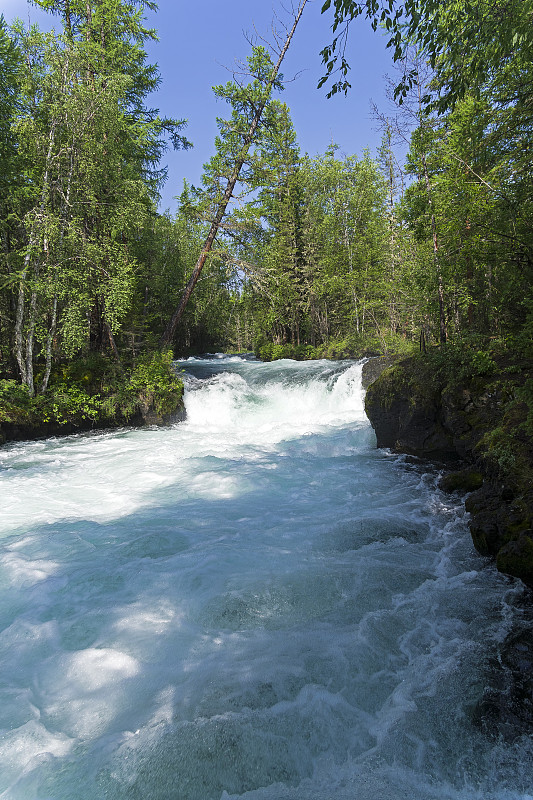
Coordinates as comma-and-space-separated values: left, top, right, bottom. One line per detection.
465, 484, 532, 577
497, 532, 533, 586
140, 406, 186, 426
438, 469, 483, 493
473, 622, 533, 741
364, 359, 457, 459
466, 484, 508, 556
364, 354, 533, 585
0, 400, 186, 445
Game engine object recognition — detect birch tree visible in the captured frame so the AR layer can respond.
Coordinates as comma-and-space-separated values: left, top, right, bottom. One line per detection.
7, 1, 189, 390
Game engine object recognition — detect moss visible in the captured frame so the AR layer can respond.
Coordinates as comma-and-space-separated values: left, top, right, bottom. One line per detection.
365, 355, 442, 418
471, 528, 491, 556
496, 533, 533, 586
439, 470, 483, 493
366, 344, 533, 583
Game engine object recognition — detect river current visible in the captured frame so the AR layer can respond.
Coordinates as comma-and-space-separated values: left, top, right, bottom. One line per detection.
0, 355, 532, 799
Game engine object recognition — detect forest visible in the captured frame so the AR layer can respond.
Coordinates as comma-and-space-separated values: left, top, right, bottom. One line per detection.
0, 0, 531, 431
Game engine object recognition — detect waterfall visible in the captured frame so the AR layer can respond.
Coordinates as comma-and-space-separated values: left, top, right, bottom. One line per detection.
0, 355, 531, 799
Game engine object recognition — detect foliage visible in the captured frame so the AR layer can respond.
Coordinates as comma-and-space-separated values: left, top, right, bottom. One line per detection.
319, 0, 533, 112
254, 331, 416, 362
1, 1, 189, 395
232, 122, 417, 356
0, 379, 34, 423
319, 0, 533, 354
118, 350, 184, 418
0, 15, 21, 197
0, 351, 183, 430
0, 0, 532, 464
408, 340, 501, 391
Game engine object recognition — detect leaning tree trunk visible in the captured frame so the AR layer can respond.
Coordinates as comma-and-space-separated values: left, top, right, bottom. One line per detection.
160, 0, 308, 349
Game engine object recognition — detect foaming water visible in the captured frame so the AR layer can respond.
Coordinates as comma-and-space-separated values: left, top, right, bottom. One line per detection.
0, 356, 531, 799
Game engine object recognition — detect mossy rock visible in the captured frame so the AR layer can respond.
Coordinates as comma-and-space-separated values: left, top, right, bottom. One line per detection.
361, 355, 404, 391
496, 532, 533, 586
438, 470, 483, 494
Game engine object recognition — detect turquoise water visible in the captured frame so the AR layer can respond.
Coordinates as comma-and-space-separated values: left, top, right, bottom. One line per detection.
0, 356, 531, 799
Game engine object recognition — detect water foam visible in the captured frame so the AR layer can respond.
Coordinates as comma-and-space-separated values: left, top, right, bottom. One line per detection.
0, 356, 531, 799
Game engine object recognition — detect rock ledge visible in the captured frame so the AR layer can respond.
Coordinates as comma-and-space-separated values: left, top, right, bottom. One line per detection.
364, 354, 533, 586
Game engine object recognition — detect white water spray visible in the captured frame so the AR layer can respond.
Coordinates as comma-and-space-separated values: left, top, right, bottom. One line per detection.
0, 356, 531, 800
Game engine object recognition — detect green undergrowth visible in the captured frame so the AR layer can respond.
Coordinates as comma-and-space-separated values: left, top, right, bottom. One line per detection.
430, 341, 532, 492
0, 351, 184, 435
380, 335, 533, 497
254, 332, 416, 362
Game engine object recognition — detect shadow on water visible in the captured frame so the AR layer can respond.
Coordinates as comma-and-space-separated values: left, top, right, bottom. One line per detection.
1, 424, 533, 797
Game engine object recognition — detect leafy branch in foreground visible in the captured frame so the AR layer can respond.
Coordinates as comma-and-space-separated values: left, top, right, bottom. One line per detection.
319, 0, 533, 112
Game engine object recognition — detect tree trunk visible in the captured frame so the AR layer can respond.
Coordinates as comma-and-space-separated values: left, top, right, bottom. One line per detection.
160, 0, 308, 349
421, 151, 447, 345
105, 320, 123, 371
24, 280, 39, 397
41, 295, 58, 393
14, 120, 57, 391
41, 146, 75, 393
14, 278, 28, 387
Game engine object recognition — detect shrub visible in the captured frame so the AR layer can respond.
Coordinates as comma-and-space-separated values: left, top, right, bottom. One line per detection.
0, 380, 34, 423
121, 351, 183, 418
0, 351, 184, 431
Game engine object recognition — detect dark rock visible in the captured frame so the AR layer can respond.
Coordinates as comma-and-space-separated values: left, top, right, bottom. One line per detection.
0, 400, 186, 446
438, 470, 483, 493
0, 418, 96, 444
497, 532, 533, 585
464, 484, 531, 561
466, 484, 507, 556
361, 354, 404, 391
473, 622, 533, 741
364, 359, 457, 459
140, 406, 186, 426
364, 354, 533, 585
502, 486, 515, 503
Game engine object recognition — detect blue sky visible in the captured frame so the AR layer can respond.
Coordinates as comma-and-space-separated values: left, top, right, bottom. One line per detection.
3, 0, 400, 212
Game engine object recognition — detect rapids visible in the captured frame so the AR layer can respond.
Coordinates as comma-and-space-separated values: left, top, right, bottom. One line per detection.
0, 355, 531, 799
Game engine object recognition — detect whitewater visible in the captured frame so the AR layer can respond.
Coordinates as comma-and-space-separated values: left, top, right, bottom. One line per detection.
0, 355, 531, 799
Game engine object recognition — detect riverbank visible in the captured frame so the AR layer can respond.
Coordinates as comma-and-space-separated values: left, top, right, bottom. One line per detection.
0, 351, 184, 445
363, 347, 533, 586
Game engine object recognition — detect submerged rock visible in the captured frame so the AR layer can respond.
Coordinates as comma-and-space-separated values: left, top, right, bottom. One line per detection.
473, 619, 533, 741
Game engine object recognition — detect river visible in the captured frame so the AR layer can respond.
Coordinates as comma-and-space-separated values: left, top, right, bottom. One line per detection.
0, 355, 531, 799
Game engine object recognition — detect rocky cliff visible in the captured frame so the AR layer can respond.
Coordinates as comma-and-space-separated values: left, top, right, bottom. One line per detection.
364, 352, 533, 586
